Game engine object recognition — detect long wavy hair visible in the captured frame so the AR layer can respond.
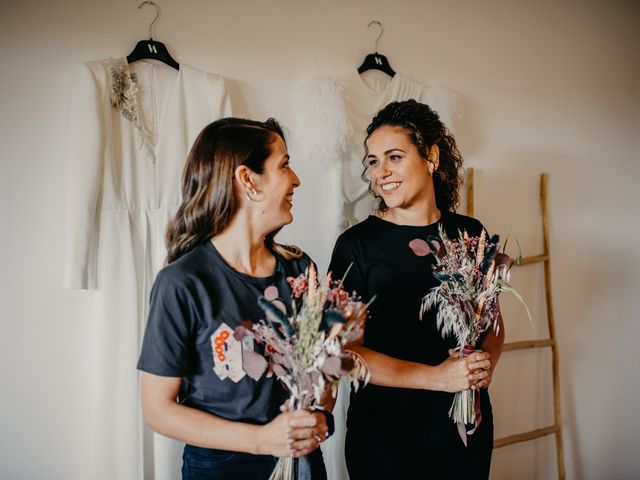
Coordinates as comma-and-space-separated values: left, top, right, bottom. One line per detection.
362, 99, 463, 214
165, 117, 301, 264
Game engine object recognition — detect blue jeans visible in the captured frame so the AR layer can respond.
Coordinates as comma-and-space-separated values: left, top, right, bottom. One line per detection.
182, 445, 327, 480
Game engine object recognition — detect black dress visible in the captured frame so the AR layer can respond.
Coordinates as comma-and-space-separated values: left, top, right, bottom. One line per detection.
328, 212, 494, 480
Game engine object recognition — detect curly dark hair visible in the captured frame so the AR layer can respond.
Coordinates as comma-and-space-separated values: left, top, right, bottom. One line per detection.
362, 99, 463, 213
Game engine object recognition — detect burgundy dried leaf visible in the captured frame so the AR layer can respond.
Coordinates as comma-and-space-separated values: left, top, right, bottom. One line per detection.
494, 252, 511, 268
233, 325, 247, 341
340, 354, 355, 372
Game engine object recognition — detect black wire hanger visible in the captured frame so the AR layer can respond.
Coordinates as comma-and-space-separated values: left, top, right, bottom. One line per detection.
357, 20, 395, 78
127, 1, 179, 70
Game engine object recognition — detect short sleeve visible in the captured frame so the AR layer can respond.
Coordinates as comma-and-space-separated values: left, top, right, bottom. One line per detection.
290, 75, 350, 167
137, 270, 195, 377
443, 214, 486, 241
468, 217, 487, 238
209, 74, 233, 119
419, 85, 458, 133
328, 232, 369, 302
297, 250, 314, 272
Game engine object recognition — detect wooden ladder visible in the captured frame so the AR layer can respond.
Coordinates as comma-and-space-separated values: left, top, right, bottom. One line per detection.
465, 168, 566, 480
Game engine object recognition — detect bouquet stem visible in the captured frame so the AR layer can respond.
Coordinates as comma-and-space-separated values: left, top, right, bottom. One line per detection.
448, 388, 476, 425
449, 344, 476, 425
268, 396, 311, 480
269, 456, 294, 480
269, 452, 313, 480
448, 344, 482, 447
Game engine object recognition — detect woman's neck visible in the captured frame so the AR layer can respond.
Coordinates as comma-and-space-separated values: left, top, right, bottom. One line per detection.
211, 212, 275, 277
381, 198, 442, 226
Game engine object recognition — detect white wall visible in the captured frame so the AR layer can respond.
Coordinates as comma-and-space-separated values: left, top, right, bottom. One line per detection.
1, 1, 638, 479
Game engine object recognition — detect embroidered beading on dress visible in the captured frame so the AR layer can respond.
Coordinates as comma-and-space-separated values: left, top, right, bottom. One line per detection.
106, 57, 153, 154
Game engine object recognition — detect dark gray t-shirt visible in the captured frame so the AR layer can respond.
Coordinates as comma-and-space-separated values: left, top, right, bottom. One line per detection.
137, 241, 312, 425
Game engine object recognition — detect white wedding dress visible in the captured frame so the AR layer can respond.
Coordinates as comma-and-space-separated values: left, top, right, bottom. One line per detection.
64, 57, 232, 480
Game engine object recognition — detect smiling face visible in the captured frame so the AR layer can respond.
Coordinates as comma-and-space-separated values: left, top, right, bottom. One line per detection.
365, 125, 438, 213
256, 134, 300, 229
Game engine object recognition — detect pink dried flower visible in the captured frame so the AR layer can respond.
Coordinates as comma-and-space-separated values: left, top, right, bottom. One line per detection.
287, 275, 308, 298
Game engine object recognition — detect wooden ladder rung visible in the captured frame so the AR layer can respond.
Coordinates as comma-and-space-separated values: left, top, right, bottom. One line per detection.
502, 338, 555, 351
466, 169, 565, 478
515, 254, 549, 265
494, 424, 560, 449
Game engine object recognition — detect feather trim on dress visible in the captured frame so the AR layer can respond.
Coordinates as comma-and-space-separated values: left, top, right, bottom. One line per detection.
292, 75, 351, 167
422, 85, 458, 133
106, 58, 153, 154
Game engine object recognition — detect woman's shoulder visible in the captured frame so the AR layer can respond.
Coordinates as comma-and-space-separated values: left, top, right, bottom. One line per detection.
442, 211, 486, 237
155, 244, 211, 289
337, 216, 379, 242
275, 244, 315, 277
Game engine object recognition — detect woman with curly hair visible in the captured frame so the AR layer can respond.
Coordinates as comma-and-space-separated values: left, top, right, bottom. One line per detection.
329, 100, 504, 479
137, 118, 330, 479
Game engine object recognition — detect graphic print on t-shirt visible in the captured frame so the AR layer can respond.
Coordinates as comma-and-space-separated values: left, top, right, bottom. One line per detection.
264, 284, 287, 313
408, 238, 431, 257
211, 322, 252, 382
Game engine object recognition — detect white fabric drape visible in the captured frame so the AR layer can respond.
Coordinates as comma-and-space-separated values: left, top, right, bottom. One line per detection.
294, 70, 457, 239
64, 57, 232, 480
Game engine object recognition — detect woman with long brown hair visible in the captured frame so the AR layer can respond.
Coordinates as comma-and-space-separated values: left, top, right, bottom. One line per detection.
137, 118, 329, 479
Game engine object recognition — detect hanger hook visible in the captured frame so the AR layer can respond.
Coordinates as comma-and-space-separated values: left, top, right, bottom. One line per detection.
137, 0, 160, 40
367, 20, 384, 52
